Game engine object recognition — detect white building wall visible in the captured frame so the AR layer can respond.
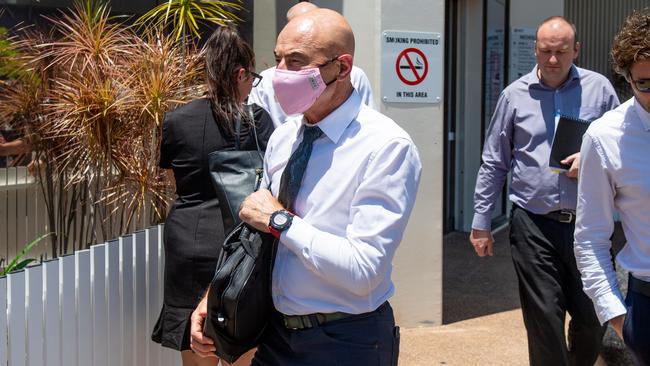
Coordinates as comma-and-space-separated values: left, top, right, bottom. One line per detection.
343, 0, 444, 327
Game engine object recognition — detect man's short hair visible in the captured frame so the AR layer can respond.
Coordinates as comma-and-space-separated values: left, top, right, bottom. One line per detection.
612, 8, 650, 76
535, 15, 578, 44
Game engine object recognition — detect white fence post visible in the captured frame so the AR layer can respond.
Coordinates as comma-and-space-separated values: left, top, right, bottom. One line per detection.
146, 226, 162, 366
0, 274, 8, 366
59, 255, 76, 366
7, 270, 26, 366
75, 250, 91, 366
26, 266, 44, 366
43, 260, 61, 366
134, 231, 147, 366
106, 239, 121, 366
91, 244, 108, 366
120, 235, 134, 366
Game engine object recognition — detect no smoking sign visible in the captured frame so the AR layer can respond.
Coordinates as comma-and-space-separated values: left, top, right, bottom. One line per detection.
396, 48, 428, 85
381, 31, 442, 104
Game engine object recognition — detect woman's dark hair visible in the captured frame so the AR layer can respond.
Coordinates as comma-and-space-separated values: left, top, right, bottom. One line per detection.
204, 25, 255, 133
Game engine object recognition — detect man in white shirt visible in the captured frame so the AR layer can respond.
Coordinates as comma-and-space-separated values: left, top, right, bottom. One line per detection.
190, 8, 421, 365
248, 2, 375, 127
574, 9, 650, 365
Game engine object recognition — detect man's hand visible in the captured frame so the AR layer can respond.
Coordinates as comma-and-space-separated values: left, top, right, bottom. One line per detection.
239, 189, 284, 232
469, 229, 494, 257
561, 152, 580, 179
190, 295, 217, 358
609, 314, 626, 340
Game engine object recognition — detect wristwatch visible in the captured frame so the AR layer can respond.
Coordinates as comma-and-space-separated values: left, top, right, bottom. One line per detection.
269, 210, 294, 239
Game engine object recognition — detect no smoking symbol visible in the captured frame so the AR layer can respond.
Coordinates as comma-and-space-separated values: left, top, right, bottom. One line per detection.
396, 48, 428, 86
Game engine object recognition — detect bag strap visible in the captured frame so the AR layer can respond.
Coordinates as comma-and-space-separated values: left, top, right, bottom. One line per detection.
235, 105, 263, 160
248, 105, 263, 161
234, 111, 242, 151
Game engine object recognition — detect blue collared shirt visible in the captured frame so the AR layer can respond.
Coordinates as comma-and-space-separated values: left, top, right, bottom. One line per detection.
262, 90, 422, 315
472, 65, 619, 230
574, 97, 650, 324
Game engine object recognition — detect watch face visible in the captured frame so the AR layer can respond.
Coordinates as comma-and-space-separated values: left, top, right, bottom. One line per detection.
273, 213, 289, 226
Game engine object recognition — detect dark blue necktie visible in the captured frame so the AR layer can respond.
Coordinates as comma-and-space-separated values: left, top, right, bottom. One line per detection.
278, 125, 323, 211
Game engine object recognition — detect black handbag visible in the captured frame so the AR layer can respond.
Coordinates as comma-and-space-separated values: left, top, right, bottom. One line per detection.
203, 222, 276, 363
204, 106, 277, 363
207, 106, 264, 235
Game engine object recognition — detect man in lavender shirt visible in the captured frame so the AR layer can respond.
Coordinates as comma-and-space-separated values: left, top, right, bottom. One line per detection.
469, 16, 619, 366
575, 10, 650, 365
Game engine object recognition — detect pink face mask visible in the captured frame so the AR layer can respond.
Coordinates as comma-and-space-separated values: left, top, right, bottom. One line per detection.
272, 67, 327, 116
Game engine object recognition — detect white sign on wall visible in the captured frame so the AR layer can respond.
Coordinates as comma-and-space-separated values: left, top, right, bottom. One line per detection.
509, 27, 536, 83
381, 30, 442, 104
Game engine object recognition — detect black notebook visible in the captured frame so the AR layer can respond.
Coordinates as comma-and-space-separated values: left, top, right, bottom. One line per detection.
549, 115, 590, 171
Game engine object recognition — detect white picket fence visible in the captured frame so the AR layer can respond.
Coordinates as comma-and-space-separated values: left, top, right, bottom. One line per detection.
0, 224, 180, 366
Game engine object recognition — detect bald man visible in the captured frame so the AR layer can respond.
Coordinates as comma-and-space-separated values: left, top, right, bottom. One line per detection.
191, 8, 421, 365
286, 1, 317, 20
248, 2, 375, 127
470, 16, 619, 366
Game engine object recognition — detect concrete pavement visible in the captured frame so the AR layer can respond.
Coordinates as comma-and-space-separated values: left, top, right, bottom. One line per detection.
398, 226, 633, 366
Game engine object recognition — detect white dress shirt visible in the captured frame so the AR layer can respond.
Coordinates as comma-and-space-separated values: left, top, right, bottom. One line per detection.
263, 90, 421, 315
574, 97, 650, 324
248, 65, 376, 127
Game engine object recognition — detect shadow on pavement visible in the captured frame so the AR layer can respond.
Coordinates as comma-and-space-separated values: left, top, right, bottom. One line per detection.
442, 226, 520, 324
443, 224, 635, 365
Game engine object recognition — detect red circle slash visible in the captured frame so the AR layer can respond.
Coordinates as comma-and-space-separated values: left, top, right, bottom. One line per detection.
395, 48, 428, 86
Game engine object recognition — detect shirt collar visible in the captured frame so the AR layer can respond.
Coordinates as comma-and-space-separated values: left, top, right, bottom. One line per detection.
632, 97, 650, 131
523, 64, 580, 89
303, 89, 362, 144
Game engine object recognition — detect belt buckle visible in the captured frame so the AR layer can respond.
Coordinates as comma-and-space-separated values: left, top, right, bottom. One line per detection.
283, 314, 311, 330
559, 210, 574, 223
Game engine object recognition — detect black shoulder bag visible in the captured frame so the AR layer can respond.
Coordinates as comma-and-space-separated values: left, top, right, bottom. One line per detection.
204, 106, 277, 363
207, 106, 264, 235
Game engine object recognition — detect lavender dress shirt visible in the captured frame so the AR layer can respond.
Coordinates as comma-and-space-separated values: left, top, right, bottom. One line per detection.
472, 65, 619, 231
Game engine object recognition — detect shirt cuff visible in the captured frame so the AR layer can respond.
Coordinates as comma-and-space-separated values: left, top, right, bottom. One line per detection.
280, 216, 315, 258
471, 212, 492, 231
593, 291, 627, 325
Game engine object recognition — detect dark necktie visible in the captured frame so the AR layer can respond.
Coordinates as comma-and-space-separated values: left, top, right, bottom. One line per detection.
278, 125, 323, 211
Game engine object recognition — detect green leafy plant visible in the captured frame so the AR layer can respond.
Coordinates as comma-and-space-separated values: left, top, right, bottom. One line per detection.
0, 0, 207, 257
136, 0, 243, 41
1, 233, 51, 276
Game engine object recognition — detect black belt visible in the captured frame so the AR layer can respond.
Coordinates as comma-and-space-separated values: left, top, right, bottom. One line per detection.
281, 302, 387, 330
282, 311, 352, 330
629, 274, 650, 298
541, 210, 575, 223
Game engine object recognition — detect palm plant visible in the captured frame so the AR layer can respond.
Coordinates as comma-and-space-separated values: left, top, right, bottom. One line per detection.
0, 0, 206, 257
136, 0, 244, 41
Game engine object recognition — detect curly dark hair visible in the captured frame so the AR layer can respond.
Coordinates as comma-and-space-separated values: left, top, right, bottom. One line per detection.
204, 25, 255, 134
611, 9, 650, 76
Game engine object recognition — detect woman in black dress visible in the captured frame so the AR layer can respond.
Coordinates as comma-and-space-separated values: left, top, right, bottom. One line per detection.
152, 26, 273, 366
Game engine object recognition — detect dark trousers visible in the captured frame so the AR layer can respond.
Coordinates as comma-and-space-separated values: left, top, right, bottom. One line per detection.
623, 276, 650, 366
251, 302, 399, 366
509, 206, 606, 366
